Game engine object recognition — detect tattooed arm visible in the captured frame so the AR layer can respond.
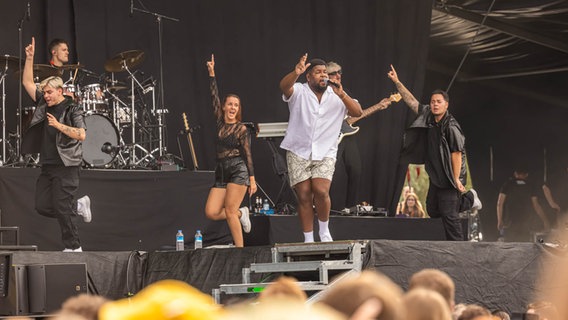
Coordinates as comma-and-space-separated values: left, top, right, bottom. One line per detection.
387, 64, 420, 114
46, 113, 86, 141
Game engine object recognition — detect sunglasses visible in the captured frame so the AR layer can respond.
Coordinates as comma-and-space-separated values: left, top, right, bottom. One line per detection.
328, 70, 342, 76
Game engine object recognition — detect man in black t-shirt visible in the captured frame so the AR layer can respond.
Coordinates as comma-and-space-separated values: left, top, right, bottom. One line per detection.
497, 168, 550, 242
387, 65, 481, 241
22, 37, 92, 252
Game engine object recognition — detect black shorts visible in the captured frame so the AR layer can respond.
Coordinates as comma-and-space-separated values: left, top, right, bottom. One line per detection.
213, 157, 250, 188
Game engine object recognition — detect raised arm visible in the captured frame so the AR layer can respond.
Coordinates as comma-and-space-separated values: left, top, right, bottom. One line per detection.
206, 54, 222, 120
280, 53, 310, 99
23, 37, 37, 101
387, 64, 419, 114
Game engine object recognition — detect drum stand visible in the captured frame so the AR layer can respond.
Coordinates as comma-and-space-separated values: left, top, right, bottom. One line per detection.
122, 61, 154, 168
0, 61, 8, 164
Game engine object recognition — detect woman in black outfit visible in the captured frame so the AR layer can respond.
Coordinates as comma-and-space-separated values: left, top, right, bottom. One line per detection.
204, 54, 257, 247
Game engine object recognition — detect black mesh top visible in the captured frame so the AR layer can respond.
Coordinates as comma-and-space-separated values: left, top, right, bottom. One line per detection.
210, 77, 254, 176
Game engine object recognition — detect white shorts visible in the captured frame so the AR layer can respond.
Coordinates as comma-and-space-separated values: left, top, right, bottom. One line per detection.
286, 151, 336, 187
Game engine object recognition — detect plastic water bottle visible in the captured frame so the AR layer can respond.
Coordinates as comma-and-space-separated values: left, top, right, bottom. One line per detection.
262, 199, 274, 215
175, 230, 184, 251
194, 230, 203, 249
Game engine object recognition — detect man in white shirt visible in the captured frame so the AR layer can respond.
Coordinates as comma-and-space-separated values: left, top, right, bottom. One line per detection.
279, 54, 362, 242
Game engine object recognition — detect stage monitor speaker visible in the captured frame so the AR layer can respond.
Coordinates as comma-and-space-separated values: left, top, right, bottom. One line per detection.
27, 263, 88, 314
0, 265, 29, 316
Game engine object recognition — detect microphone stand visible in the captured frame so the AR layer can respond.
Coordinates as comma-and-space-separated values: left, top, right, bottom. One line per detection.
16, 6, 28, 165
131, 2, 179, 159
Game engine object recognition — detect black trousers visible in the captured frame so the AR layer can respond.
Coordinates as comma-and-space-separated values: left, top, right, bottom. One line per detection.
426, 182, 464, 241
35, 165, 81, 249
336, 137, 362, 208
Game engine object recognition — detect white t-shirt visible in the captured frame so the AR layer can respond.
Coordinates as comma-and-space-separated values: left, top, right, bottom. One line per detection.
280, 82, 347, 161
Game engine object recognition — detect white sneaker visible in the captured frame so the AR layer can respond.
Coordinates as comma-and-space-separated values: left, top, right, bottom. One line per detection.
63, 247, 82, 252
470, 189, 483, 210
239, 206, 251, 233
77, 196, 92, 223
319, 232, 334, 242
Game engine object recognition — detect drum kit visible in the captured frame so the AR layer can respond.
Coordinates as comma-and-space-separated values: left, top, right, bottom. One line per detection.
0, 50, 170, 169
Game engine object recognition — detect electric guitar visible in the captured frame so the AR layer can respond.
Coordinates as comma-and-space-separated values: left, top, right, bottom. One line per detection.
182, 112, 199, 170
338, 93, 402, 144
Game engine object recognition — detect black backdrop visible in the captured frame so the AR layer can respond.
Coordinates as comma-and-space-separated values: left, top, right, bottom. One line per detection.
0, 0, 433, 214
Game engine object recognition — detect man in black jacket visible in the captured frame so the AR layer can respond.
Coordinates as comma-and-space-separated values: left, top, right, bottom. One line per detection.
387, 65, 481, 240
22, 37, 91, 252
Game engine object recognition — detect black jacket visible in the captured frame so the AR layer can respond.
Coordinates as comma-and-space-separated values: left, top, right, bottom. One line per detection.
400, 104, 466, 189
22, 94, 85, 167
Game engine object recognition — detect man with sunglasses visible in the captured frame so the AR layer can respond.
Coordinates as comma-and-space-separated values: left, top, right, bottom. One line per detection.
21, 37, 92, 252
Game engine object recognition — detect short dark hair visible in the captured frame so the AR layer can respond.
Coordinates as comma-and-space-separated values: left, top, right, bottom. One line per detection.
48, 38, 68, 55
431, 89, 450, 103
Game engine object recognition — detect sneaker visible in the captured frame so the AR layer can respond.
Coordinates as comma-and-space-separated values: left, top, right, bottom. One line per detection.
77, 196, 92, 223
319, 232, 334, 242
470, 188, 483, 210
239, 206, 251, 233
63, 247, 82, 252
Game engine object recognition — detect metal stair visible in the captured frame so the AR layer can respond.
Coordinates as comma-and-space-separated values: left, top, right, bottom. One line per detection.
213, 240, 367, 303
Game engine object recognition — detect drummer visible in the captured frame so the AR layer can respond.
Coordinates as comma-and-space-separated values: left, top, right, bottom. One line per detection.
47, 38, 77, 100
48, 38, 69, 67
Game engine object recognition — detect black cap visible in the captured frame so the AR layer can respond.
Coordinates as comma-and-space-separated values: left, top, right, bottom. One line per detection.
306, 58, 326, 73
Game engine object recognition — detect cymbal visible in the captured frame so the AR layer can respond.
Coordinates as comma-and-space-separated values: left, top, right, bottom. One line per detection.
32, 64, 62, 80
57, 63, 83, 70
106, 85, 127, 92
104, 50, 145, 73
0, 55, 22, 72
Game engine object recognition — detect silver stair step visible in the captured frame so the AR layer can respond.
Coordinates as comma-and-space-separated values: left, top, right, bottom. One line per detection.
250, 260, 357, 273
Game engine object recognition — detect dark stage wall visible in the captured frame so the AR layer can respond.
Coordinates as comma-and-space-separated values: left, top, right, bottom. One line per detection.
0, 168, 460, 251
0, 167, 235, 251
0, 0, 433, 215
5, 240, 552, 314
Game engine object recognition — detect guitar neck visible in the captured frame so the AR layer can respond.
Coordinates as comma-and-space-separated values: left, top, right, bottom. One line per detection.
347, 102, 384, 125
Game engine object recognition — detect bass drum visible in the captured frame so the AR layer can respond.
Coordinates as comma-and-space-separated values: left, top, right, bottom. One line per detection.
82, 113, 119, 168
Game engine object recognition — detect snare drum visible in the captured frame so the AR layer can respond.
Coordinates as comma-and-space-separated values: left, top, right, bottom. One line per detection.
80, 83, 108, 113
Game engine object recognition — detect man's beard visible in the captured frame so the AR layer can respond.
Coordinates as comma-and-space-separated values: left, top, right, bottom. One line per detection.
310, 82, 327, 93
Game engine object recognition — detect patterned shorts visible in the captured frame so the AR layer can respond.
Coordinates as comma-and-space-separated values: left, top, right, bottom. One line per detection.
286, 151, 336, 187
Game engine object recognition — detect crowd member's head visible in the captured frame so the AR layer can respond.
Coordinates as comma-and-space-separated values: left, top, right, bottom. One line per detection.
457, 305, 491, 320
48, 38, 69, 66
318, 270, 405, 320
306, 58, 328, 94
258, 276, 307, 302
402, 192, 425, 218
59, 294, 108, 320
404, 288, 452, 320
225, 298, 346, 320
527, 300, 559, 320
491, 310, 511, 320
408, 269, 455, 310
98, 279, 224, 320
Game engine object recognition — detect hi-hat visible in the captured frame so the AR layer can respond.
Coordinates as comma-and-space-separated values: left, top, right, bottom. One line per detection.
57, 63, 83, 70
0, 55, 22, 72
104, 50, 145, 73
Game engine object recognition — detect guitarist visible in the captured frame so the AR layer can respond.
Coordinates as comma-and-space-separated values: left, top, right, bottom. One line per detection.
327, 61, 392, 210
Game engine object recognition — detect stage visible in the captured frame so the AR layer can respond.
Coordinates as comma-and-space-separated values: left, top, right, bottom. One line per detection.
0, 168, 554, 317
0, 168, 463, 251
0, 240, 555, 316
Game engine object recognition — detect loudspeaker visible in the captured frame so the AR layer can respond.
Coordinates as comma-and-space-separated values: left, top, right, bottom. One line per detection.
0, 265, 29, 316
27, 263, 88, 313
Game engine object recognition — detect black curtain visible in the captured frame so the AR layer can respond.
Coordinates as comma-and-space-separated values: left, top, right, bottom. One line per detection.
1, 0, 432, 215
